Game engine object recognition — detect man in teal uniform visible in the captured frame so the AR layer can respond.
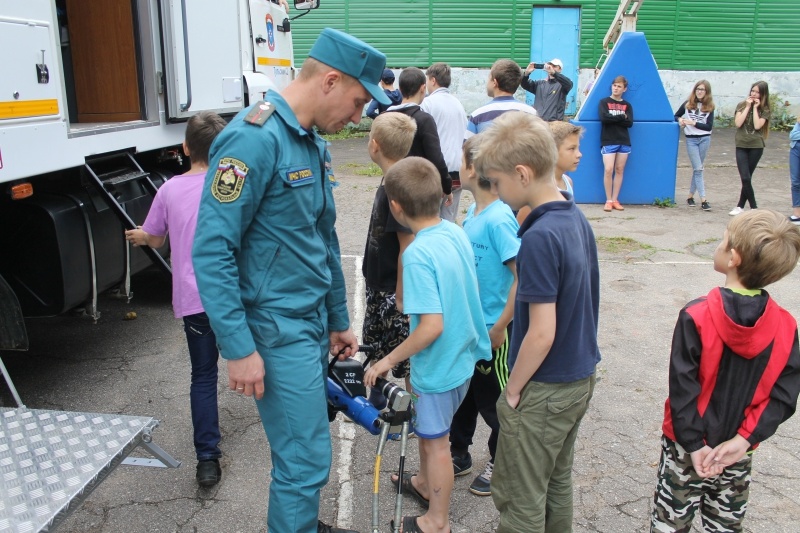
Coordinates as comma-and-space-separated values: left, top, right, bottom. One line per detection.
193, 28, 390, 533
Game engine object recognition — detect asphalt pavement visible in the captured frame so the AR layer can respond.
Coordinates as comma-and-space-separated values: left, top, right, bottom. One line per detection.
2, 127, 799, 532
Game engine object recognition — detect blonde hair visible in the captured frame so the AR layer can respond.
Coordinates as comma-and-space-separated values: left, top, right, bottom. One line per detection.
549, 121, 583, 148
474, 112, 556, 180
370, 113, 417, 161
726, 209, 800, 289
384, 157, 442, 218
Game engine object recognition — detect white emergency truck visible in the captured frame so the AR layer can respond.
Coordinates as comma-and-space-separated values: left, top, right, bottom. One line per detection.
0, 0, 320, 350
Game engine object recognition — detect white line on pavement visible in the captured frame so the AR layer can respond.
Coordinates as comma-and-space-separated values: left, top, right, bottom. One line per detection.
336, 254, 364, 529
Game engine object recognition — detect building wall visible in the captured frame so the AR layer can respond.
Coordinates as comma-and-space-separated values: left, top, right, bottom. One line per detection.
294, 0, 800, 70
294, 1, 800, 117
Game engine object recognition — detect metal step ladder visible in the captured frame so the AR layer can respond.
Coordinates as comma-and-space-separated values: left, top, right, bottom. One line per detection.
80, 151, 172, 319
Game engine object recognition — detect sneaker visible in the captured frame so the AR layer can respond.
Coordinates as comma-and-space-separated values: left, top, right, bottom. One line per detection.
196, 459, 221, 487
603, 201, 613, 212
317, 521, 358, 533
790, 215, 800, 226
612, 200, 625, 211
701, 201, 712, 211
687, 197, 696, 207
469, 461, 493, 496
729, 206, 743, 216
452, 451, 473, 477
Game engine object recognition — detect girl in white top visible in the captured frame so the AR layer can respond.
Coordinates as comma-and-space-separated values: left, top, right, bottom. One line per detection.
674, 80, 715, 211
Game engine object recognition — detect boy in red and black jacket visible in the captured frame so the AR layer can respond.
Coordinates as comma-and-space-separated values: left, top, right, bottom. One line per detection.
651, 209, 800, 532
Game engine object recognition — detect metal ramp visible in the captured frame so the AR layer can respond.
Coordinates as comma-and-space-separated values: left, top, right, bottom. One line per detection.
0, 349, 180, 532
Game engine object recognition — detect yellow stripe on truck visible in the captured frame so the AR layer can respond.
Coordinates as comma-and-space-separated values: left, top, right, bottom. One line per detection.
0, 99, 59, 119
257, 57, 292, 67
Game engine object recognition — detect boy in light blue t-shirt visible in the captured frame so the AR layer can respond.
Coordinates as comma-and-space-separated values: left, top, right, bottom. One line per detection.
365, 156, 490, 533
450, 134, 520, 497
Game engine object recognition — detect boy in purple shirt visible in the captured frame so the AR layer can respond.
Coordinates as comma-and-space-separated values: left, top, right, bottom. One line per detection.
125, 111, 227, 487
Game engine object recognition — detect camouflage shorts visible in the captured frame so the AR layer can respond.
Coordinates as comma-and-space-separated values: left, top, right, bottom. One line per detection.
362, 287, 410, 379
651, 435, 751, 533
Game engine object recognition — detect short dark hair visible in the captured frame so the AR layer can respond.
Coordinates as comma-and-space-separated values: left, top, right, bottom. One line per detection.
384, 157, 442, 219
185, 111, 227, 165
426, 63, 451, 88
398, 67, 427, 98
491, 59, 522, 94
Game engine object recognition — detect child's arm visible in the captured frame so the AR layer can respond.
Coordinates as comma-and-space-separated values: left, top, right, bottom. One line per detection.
703, 334, 800, 472
125, 227, 166, 249
598, 100, 626, 123
667, 308, 708, 453
395, 231, 414, 314
674, 101, 686, 123
624, 102, 634, 127
724, 332, 800, 450
504, 302, 556, 408
489, 259, 517, 349
702, 435, 750, 472
690, 446, 723, 478
734, 101, 750, 128
364, 313, 443, 386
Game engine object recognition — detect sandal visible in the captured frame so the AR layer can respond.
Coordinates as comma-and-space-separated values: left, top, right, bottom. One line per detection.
603, 201, 613, 212
391, 472, 429, 509
389, 515, 428, 533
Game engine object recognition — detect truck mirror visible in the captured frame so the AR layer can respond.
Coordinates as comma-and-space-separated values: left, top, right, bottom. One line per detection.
294, 0, 320, 10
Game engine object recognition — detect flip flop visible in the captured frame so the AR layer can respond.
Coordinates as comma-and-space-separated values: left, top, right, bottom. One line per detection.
389, 515, 427, 533
390, 472, 429, 509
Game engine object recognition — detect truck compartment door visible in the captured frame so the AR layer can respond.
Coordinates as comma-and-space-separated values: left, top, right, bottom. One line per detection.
161, 0, 244, 120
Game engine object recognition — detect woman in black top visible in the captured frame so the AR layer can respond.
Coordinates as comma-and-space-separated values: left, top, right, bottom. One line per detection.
599, 75, 634, 212
730, 81, 771, 216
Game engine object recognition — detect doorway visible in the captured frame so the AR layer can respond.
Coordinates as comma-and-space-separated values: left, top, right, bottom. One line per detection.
527, 6, 580, 116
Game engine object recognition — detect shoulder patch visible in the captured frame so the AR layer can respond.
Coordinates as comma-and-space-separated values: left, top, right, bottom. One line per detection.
211, 158, 249, 202
244, 101, 275, 126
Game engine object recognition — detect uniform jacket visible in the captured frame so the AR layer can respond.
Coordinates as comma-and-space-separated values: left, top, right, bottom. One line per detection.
193, 91, 349, 360
662, 287, 800, 452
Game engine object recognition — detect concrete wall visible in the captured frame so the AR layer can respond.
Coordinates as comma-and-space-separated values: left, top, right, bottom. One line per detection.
401, 68, 800, 119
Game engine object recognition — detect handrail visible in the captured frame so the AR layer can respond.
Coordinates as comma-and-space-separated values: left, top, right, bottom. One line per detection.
602, 0, 644, 51
179, 0, 192, 111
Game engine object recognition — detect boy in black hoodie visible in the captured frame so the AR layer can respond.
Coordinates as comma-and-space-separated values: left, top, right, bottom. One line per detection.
651, 209, 800, 532
386, 67, 452, 199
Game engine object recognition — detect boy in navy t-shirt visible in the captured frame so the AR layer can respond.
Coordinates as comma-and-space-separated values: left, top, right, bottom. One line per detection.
474, 112, 601, 533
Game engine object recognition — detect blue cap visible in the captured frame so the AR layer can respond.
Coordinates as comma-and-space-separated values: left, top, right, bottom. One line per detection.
308, 28, 390, 105
381, 69, 395, 83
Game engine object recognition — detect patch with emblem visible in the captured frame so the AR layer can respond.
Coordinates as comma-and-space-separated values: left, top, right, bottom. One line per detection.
325, 161, 338, 188
244, 101, 275, 126
285, 166, 314, 186
211, 158, 249, 202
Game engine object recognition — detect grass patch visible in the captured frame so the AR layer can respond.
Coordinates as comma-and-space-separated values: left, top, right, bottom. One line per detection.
596, 236, 654, 254
691, 237, 719, 247
354, 162, 382, 177
652, 197, 676, 208
321, 128, 368, 141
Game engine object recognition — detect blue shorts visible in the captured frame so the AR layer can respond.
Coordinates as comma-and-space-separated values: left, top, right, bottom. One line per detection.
412, 380, 470, 439
601, 144, 631, 155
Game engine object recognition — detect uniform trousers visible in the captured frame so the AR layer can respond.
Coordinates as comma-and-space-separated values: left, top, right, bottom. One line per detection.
251, 307, 332, 533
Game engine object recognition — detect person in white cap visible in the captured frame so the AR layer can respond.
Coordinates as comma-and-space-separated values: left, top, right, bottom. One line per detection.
521, 58, 574, 121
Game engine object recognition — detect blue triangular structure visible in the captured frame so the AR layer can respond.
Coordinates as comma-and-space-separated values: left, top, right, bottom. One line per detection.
571, 32, 678, 204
